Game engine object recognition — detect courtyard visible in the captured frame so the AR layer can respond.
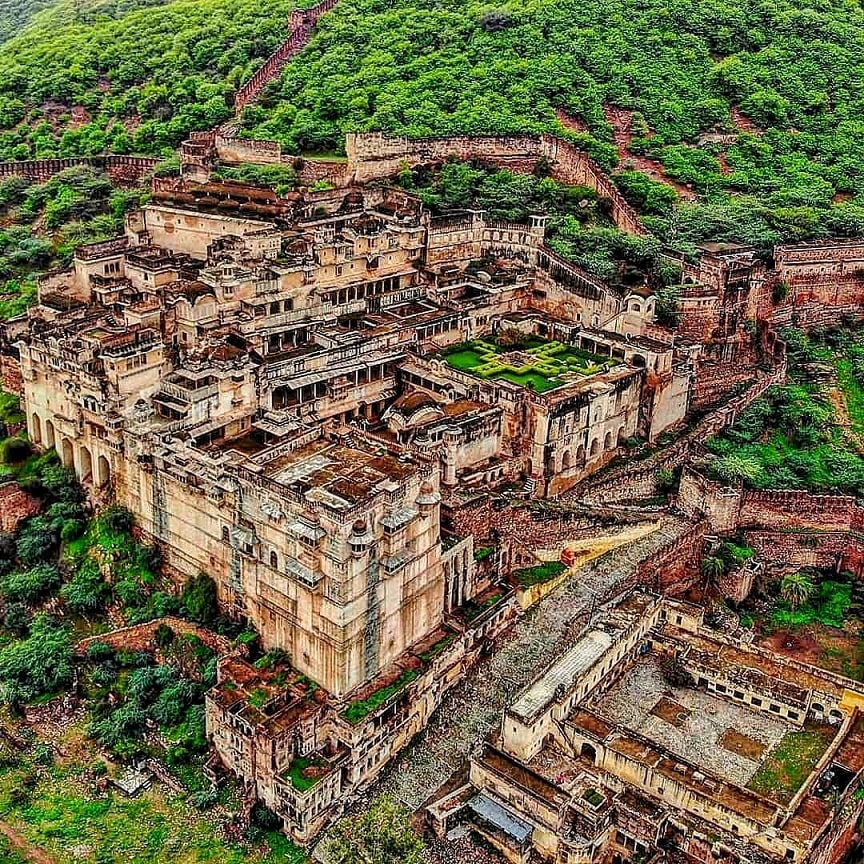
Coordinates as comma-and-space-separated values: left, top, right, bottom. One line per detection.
441, 335, 619, 393
591, 656, 835, 799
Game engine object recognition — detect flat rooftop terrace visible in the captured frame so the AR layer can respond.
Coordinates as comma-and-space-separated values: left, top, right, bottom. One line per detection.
263, 439, 417, 510
588, 655, 837, 805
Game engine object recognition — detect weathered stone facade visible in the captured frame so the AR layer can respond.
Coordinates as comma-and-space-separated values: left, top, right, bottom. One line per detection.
13, 123, 864, 854
431, 590, 864, 864
9, 167, 687, 843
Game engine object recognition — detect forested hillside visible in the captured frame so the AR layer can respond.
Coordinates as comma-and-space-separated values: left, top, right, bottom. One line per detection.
240, 0, 864, 246
1, 0, 863, 248
0, 167, 144, 320
0, 0, 54, 42
0, 0, 298, 158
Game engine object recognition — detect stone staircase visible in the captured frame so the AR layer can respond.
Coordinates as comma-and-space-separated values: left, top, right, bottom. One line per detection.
369, 514, 694, 811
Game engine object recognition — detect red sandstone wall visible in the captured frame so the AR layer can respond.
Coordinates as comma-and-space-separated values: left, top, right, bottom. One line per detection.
345, 132, 646, 235
0, 482, 41, 534
739, 490, 858, 532
0, 354, 22, 396
633, 520, 705, 595
0, 155, 157, 185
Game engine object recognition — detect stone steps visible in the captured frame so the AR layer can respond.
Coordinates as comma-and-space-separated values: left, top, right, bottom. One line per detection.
372, 514, 693, 810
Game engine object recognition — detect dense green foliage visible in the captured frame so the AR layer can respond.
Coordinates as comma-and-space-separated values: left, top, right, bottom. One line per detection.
86, 641, 211, 762
400, 160, 678, 285
0, 0, 54, 43
0, 0, 299, 160
0, 167, 145, 321
236, 0, 864, 240
707, 325, 864, 495
0, 0, 859, 246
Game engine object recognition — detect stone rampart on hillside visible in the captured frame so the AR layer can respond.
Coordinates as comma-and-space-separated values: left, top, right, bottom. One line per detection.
0, 155, 159, 185
232, 0, 338, 114
345, 132, 645, 235
677, 466, 864, 579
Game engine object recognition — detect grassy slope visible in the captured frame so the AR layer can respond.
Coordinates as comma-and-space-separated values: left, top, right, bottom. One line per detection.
0, 732, 307, 862
707, 326, 864, 495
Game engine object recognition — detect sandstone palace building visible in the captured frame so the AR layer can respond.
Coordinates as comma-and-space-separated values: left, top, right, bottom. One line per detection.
6, 129, 864, 863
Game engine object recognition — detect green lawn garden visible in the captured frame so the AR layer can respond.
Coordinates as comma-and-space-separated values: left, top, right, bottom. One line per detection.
442, 334, 617, 393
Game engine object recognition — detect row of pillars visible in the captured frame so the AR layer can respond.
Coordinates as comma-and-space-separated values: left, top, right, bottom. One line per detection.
29, 413, 112, 487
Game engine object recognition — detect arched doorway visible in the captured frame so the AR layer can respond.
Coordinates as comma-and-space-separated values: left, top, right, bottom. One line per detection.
60, 438, 74, 469
97, 455, 111, 487
45, 419, 56, 449
561, 450, 572, 471
603, 431, 613, 450
580, 742, 597, 764
79, 446, 93, 482
30, 414, 41, 444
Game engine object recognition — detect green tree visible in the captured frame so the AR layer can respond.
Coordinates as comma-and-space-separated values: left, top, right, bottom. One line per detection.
1, 563, 61, 605
327, 797, 424, 864
0, 614, 72, 704
700, 556, 726, 586
181, 572, 219, 624
780, 571, 816, 611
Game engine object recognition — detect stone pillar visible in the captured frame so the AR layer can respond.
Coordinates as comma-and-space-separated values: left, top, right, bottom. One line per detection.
442, 428, 460, 486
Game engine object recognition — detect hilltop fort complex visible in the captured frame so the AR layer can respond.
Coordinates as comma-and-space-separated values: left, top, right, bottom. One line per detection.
2, 3, 864, 863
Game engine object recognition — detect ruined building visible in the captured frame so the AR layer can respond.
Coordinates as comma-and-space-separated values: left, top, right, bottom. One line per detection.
10, 120, 864, 851
7, 169, 694, 841
430, 590, 864, 864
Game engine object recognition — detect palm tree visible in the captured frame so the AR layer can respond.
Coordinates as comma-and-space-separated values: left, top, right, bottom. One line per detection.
780, 571, 816, 610
701, 556, 726, 588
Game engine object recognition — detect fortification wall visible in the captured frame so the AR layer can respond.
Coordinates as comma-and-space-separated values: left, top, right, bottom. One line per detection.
0, 481, 41, 534
344, 132, 645, 235
690, 362, 757, 411
232, 0, 339, 114
571, 363, 784, 504
745, 529, 851, 571
0, 155, 158, 185
633, 520, 705, 595
215, 134, 282, 165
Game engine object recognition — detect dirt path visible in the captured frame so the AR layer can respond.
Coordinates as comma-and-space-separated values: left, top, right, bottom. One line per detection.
601, 105, 698, 201
0, 819, 55, 864
731, 105, 760, 135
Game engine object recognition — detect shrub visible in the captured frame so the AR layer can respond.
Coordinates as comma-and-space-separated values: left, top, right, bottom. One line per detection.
1, 437, 30, 464
155, 622, 175, 648
0, 614, 73, 704
15, 515, 59, 565
60, 518, 85, 543
181, 572, 219, 624
86, 641, 115, 664
190, 788, 218, 810
61, 568, 109, 615
101, 505, 134, 535
1, 563, 61, 605
3, 602, 31, 635
251, 803, 283, 831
